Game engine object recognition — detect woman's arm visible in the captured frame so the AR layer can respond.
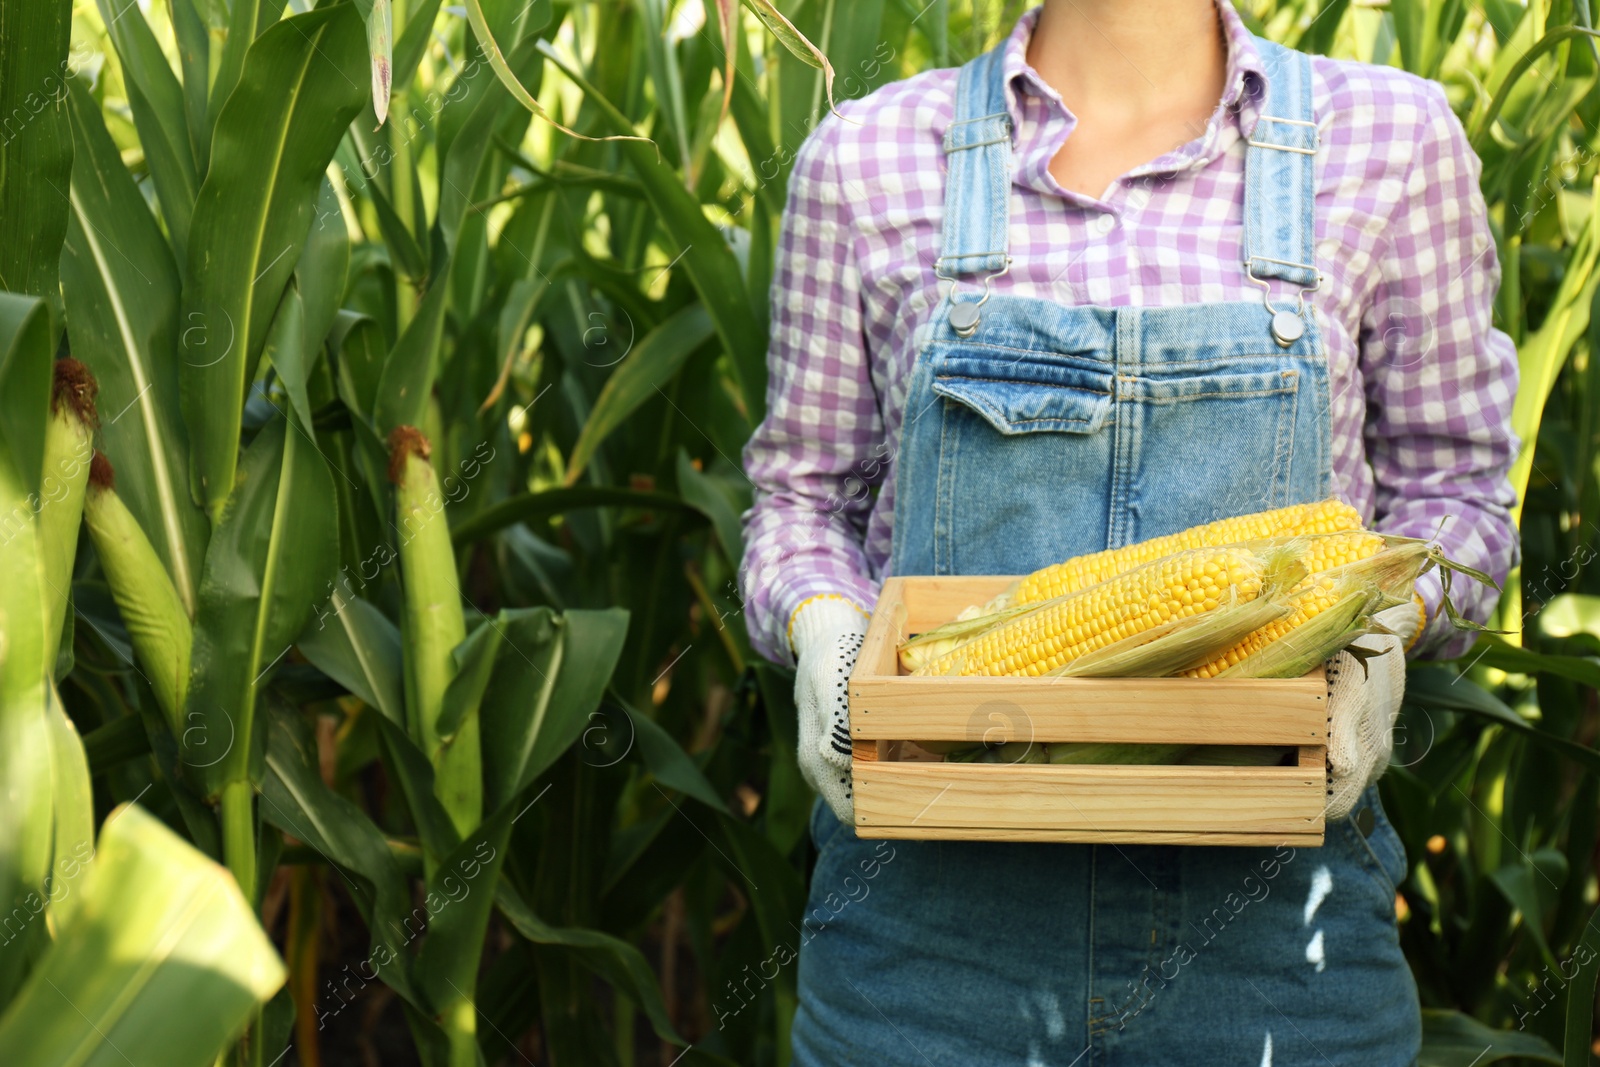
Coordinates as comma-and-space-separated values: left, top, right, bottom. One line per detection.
1358, 78, 1520, 659
740, 114, 885, 667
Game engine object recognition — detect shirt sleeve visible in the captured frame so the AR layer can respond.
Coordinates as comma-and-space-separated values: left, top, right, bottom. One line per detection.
1358, 78, 1520, 660
739, 111, 887, 667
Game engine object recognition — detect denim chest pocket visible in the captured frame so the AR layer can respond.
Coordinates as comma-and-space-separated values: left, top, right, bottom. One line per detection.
929, 351, 1113, 436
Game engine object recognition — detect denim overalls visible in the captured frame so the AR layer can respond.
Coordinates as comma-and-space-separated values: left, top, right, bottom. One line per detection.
791, 39, 1421, 1066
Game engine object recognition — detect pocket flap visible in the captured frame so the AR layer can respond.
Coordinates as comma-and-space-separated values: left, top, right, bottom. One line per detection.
931, 370, 1111, 435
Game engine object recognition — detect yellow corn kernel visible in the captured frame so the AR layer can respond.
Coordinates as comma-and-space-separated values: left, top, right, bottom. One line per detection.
916, 546, 1268, 678
1007, 498, 1361, 608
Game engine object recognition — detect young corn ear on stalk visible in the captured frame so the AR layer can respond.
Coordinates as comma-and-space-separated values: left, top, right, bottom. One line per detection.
913, 544, 1290, 677
390, 426, 480, 840
39, 359, 98, 667
83, 454, 192, 736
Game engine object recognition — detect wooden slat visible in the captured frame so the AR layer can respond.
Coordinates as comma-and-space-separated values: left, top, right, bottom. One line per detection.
853, 763, 1322, 835
853, 826, 1325, 846
851, 673, 1325, 744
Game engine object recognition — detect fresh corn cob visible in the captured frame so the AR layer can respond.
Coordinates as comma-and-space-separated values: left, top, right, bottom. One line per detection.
1184, 531, 1385, 678
913, 545, 1279, 677
992, 497, 1361, 612
40, 359, 98, 667
83, 454, 192, 736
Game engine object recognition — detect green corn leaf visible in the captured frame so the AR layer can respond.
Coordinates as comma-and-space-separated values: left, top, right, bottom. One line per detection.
330, 310, 388, 426
1460, 635, 1600, 690
438, 35, 541, 256
1417, 1008, 1560, 1065
1507, 177, 1600, 524
1539, 593, 1600, 645
534, 41, 768, 421
295, 179, 350, 359
180, 4, 368, 520
61, 77, 206, 615
675, 448, 747, 568
359, 0, 394, 125
741, 0, 835, 82
493, 880, 687, 1046
0, 292, 53, 502
392, 0, 448, 94
97, 0, 198, 259
0, 804, 286, 1067
167, 0, 211, 169
373, 266, 450, 434
480, 608, 629, 810
450, 485, 705, 546
1488, 850, 1569, 973
357, 158, 429, 283
182, 416, 339, 794
564, 307, 713, 486
261, 286, 314, 435
1405, 666, 1600, 777
260, 707, 421, 1006
617, 697, 726, 811
296, 589, 405, 725
414, 813, 513, 1066
1563, 905, 1600, 1067
0, 0, 73, 326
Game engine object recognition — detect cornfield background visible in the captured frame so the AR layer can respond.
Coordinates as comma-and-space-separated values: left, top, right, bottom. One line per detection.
2, 0, 1600, 1064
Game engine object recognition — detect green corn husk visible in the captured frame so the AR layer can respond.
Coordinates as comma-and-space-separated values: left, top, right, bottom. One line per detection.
83, 455, 192, 737
942, 740, 1048, 764
1046, 742, 1189, 765
1175, 745, 1294, 766
1217, 587, 1378, 679
39, 359, 98, 668
1214, 537, 1478, 679
390, 426, 479, 840
1047, 596, 1291, 678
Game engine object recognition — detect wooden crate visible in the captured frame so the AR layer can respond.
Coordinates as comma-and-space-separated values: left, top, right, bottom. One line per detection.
850, 576, 1327, 846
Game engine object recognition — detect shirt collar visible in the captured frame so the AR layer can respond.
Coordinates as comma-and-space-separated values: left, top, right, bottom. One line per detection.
997, 1, 1270, 173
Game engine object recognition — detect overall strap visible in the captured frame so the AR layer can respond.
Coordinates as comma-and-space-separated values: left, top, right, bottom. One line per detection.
937, 45, 1012, 278
1242, 38, 1320, 292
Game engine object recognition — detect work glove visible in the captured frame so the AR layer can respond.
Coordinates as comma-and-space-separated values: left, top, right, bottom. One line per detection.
790, 596, 869, 825
1324, 598, 1425, 820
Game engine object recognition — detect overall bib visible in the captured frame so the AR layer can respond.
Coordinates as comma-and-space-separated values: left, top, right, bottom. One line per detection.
791, 40, 1421, 1066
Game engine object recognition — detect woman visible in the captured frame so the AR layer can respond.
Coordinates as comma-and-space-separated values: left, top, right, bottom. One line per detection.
740, 0, 1517, 1062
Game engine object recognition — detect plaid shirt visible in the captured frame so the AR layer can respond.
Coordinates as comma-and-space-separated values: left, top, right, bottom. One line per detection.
740, 1, 1518, 666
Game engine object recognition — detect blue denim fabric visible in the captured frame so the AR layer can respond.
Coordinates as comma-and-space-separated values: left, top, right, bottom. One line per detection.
790, 34, 1421, 1065
794, 787, 1417, 1065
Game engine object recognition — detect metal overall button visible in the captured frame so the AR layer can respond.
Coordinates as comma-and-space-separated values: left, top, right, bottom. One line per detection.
935, 257, 1011, 338
1246, 256, 1320, 348
1270, 309, 1305, 346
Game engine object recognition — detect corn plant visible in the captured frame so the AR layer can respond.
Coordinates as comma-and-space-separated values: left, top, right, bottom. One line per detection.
4, 0, 1600, 1065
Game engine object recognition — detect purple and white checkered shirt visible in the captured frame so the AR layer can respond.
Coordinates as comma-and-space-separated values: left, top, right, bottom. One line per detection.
739, 1, 1519, 666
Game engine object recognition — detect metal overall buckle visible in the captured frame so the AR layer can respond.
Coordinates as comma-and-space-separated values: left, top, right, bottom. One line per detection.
1246, 257, 1321, 347
934, 255, 1012, 338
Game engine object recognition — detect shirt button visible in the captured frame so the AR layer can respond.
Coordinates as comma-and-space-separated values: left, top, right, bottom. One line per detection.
1094, 214, 1116, 235
1356, 807, 1376, 836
